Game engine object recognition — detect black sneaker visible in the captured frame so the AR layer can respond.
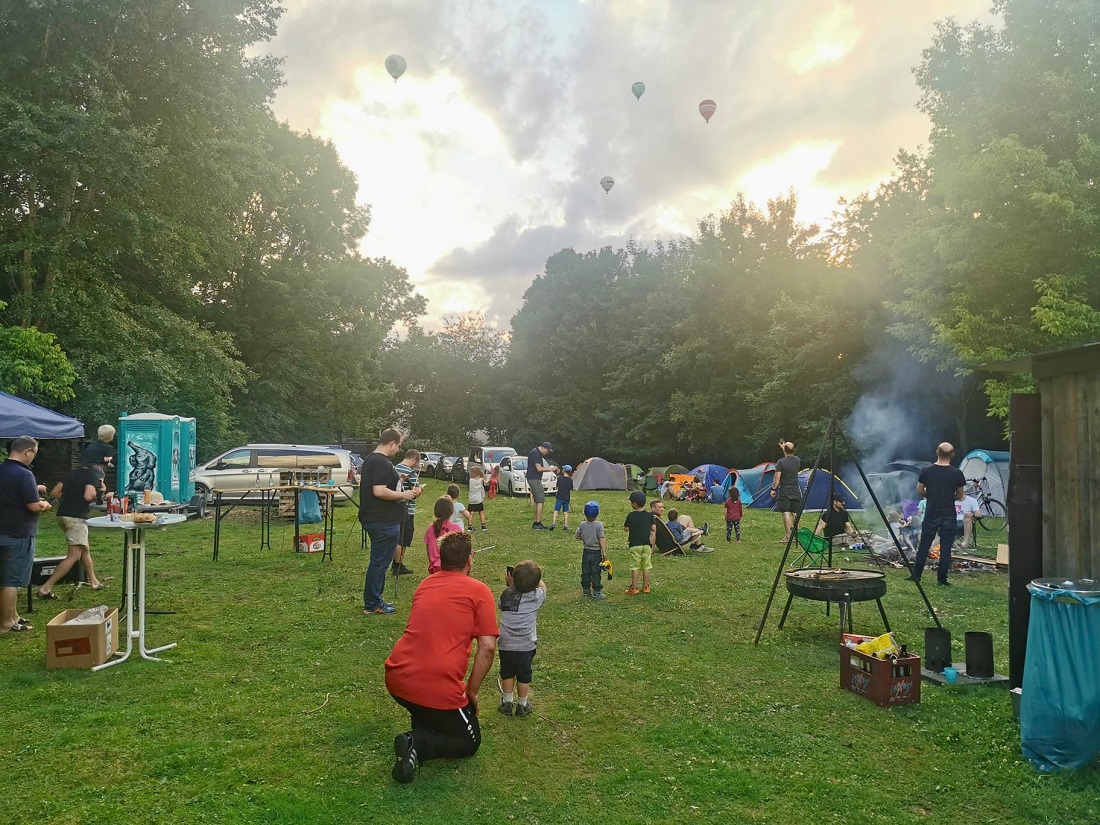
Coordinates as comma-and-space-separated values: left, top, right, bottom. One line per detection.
498, 700, 515, 716
702, 522, 710, 536
514, 702, 533, 718
481, 526, 488, 532
392, 732, 418, 784
397, 563, 414, 575
533, 523, 548, 531
937, 580, 952, 587
548, 524, 556, 531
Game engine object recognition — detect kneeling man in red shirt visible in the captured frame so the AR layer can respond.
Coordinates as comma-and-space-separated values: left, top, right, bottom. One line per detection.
385, 531, 499, 783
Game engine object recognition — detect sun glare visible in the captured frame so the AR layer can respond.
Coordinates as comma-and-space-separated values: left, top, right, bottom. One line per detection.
788, 3, 861, 74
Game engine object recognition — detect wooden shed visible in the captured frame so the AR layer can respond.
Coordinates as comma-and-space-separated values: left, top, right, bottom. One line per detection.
991, 342, 1100, 579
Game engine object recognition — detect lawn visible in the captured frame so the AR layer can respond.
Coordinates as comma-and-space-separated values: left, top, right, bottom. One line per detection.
2, 489, 1097, 824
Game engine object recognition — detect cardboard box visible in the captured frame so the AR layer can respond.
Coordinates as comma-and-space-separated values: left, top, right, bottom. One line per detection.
296, 533, 325, 554
46, 608, 119, 669
840, 646, 921, 707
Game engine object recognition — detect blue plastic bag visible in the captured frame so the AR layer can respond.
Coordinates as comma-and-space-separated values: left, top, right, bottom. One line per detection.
298, 489, 322, 524
1020, 579, 1100, 772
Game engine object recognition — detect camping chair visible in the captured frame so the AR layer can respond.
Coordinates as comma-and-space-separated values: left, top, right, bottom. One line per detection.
792, 527, 829, 567
644, 474, 660, 495
655, 518, 714, 556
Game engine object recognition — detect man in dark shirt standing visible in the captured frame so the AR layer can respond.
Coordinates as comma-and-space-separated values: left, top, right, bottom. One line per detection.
912, 442, 966, 586
360, 429, 423, 615
526, 442, 558, 530
770, 440, 801, 542
1, 436, 52, 633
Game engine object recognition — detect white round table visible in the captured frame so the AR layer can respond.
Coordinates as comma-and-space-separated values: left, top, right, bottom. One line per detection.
87, 514, 187, 671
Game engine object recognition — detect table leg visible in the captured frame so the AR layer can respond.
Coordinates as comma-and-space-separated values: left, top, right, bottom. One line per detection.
259, 489, 272, 551
136, 531, 176, 660
294, 488, 301, 553
323, 493, 334, 561
93, 537, 135, 671
212, 493, 222, 561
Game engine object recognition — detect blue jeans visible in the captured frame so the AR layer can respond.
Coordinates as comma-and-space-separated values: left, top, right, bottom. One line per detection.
0, 534, 35, 587
914, 513, 957, 584
363, 522, 402, 610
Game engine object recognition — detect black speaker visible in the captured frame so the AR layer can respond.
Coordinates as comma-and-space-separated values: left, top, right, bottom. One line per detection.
925, 627, 952, 672
965, 631, 995, 678
31, 556, 85, 586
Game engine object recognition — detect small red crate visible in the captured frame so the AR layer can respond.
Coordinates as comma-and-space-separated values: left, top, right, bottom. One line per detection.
840, 646, 921, 707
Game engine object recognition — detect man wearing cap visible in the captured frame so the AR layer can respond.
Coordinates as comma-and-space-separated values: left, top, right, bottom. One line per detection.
526, 442, 559, 530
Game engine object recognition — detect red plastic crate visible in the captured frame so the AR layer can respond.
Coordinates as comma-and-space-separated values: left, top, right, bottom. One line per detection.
840, 646, 921, 707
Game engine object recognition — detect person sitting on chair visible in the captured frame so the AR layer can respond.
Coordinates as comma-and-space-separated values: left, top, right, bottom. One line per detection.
815, 494, 860, 544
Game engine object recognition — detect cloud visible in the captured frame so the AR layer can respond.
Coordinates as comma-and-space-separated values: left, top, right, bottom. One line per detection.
262, 0, 993, 326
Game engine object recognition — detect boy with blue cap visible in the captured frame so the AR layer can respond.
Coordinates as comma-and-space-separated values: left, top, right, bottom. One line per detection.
574, 500, 607, 598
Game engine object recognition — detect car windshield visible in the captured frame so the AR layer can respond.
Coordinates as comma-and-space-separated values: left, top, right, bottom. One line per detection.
512, 458, 527, 471
484, 449, 514, 463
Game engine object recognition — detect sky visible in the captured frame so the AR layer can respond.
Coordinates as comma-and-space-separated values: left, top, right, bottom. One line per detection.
262, 0, 993, 328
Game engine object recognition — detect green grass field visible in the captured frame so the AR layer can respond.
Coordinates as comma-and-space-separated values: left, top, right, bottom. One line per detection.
2, 489, 1096, 824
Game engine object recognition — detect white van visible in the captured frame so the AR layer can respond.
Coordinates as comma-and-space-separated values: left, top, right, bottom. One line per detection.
468, 446, 517, 473
194, 444, 356, 502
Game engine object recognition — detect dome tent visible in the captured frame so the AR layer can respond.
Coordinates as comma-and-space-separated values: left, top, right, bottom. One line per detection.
572, 457, 629, 490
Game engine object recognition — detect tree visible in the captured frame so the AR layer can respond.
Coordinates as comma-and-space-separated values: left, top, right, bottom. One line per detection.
0, 301, 75, 405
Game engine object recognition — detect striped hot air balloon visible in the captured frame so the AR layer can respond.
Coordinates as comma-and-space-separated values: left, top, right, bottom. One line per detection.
698, 99, 717, 123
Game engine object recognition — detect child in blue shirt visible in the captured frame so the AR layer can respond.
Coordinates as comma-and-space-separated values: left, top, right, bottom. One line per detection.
549, 465, 574, 533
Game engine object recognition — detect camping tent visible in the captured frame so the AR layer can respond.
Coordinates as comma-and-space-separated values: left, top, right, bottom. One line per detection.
739, 462, 777, 508
864, 470, 920, 505
798, 469, 862, 510
644, 464, 689, 493
723, 472, 753, 504
959, 449, 1010, 502
573, 456, 629, 490
691, 464, 733, 489
0, 392, 84, 439
625, 464, 645, 489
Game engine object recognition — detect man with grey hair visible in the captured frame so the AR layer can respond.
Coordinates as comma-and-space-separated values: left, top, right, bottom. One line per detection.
1, 436, 52, 633
80, 425, 116, 468
912, 442, 967, 587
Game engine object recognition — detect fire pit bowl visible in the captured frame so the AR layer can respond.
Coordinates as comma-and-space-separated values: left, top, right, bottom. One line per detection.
785, 568, 886, 603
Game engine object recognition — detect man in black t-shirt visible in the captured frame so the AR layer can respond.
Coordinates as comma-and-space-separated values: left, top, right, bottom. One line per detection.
38, 466, 106, 598
912, 442, 966, 586
815, 494, 859, 543
360, 429, 423, 615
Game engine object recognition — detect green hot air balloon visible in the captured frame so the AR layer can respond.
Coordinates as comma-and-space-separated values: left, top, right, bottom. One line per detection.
631, 82, 645, 101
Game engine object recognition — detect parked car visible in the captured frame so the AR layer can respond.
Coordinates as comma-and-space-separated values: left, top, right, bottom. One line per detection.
421, 451, 443, 475
496, 455, 558, 497
451, 456, 471, 484
435, 456, 458, 481
195, 444, 356, 503
468, 445, 517, 473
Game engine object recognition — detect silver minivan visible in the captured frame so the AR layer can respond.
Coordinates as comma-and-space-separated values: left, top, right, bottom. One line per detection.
194, 444, 356, 502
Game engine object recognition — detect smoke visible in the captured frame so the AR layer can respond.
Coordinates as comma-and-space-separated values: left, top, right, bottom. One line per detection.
847, 393, 920, 472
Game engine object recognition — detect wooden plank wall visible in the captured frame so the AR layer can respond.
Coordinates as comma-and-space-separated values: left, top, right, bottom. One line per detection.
1041, 370, 1100, 579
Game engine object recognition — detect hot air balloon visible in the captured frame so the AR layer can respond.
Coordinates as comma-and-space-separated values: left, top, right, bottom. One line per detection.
698, 99, 717, 123
600, 176, 615, 194
631, 82, 645, 101
385, 54, 407, 82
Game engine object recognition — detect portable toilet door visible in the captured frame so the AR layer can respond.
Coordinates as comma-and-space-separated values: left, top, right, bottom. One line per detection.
117, 413, 182, 502
178, 417, 197, 502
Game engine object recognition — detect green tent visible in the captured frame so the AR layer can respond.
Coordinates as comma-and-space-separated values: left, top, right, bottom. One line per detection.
644, 464, 689, 493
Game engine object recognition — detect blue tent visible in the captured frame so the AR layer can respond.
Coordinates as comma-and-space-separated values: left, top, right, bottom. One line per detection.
691, 463, 733, 489
740, 463, 778, 508
721, 472, 753, 505
0, 392, 84, 439
799, 469, 862, 510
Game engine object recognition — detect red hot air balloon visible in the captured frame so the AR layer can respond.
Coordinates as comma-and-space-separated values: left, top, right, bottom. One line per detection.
698, 99, 717, 123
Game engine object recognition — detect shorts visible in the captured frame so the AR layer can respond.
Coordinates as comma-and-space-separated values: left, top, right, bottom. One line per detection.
499, 648, 536, 683
629, 544, 653, 572
468, 502, 485, 513
57, 515, 89, 547
776, 493, 802, 513
0, 534, 35, 587
553, 499, 570, 513
528, 478, 546, 504
399, 515, 415, 548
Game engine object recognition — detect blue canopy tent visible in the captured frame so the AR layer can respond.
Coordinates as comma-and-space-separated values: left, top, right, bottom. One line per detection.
0, 392, 84, 439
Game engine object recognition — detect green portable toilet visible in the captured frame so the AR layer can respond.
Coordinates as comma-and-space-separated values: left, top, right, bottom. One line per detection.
117, 413, 197, 504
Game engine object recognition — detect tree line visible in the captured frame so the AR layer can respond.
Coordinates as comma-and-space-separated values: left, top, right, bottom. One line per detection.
3, 0, 1098, 467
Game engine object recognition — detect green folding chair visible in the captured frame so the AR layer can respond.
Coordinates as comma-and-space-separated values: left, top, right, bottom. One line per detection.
794, 527, 829, 567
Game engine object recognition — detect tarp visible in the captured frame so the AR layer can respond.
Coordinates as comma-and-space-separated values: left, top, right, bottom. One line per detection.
959, 449, 1010, 502
0, 391, 84, 439
573, 456, 629, 490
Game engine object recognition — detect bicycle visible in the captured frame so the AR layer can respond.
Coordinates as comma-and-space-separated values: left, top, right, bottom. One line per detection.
967, 478, 1007, 542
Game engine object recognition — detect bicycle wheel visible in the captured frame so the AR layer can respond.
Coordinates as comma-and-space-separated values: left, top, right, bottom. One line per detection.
977, 498, 1007, 537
